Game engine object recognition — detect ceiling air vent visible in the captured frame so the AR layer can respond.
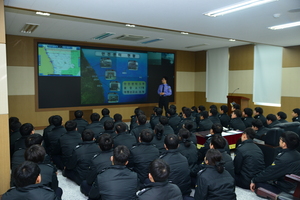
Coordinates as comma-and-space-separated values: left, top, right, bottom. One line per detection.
113, 34, 148, 41
141, 38, 164, 44
20, 23, 39, 33
185, 44, 208, 49
92, 32, 115, 40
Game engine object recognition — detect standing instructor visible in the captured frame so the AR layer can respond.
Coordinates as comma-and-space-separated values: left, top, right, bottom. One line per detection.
157, 76, 172, 115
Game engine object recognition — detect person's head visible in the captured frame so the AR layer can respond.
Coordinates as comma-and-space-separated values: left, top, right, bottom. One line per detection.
169, 104, 177, 112
99, 133, 113, 151
200, 111, 209, 119
159, 116, 169, 126
134, 107, 141, 116
162, 76, 168, 84
115, 122, 127, 133
101, 108, 110, 116
65, 120, 77, 131
113, 113, 122, 122
204, 149, 224, 173
149, 159, 170, 183
140, 129, 154, 143
48, 116, 54, 125
25, 144, 45, 163
231, 103, 240, 111
20, 123, 34, 137
25, 134, 43, 148
231, 109, 242, 118
137, 114, 147, 125
90, 113, 100, 122
178, 128, 191, 147
167, 108, 176, 116
111, 145, 130, 166
210, 105, 217, 110
82, 129, 95, 141
280, 131, 300, 150
51, 115, 63, 127
241, 127, 256, 141
198, 105, 206, 113
13, 161, 41, 188
154, 124, 164, 140
183, 120, 194, 131
9, 117, 20, 125
183, 107, 192, 118
210, 135, 226, 149
243, 108, 253, 117
104, 119, 114, 131
254, 107, 263, 115
211, 123, 223, 135
155, 108, 163, 116
191, 106, 197, 112
10, 121, 21, 132
74, 110, 83, 119
277, 111, 287, 120
266, 114, 277, 125
209, 108, 218, 116
252, 119, 263, 131
164, 134, 179, 150
292, 108, 300, 118
220, 105, 228, 114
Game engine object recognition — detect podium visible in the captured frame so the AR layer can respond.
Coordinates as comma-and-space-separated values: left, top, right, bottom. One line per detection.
227, 96, 250, 115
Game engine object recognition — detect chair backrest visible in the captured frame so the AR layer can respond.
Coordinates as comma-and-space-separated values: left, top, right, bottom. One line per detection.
263, 128, 284, 146
274, 122, 300, 133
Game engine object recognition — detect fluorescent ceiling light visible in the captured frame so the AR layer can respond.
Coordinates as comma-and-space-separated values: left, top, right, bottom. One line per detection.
92, 32, 115, 40
180, 32, 189, 35
141, 38, 163, 44
20, 23, 39, 33
204, 0, 277, 17
125, 24, 135, 27
229, 39, 236, 42
268, 21, 300, 30
36, 11, 51, 16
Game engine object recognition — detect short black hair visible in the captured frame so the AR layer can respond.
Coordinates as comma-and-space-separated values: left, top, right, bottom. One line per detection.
13, 161, 40, 188
255, 107, 264, 115
159, 116, 169, 125
211, 135, 226, 149
243, 108, 253, 117
113, 145, 130, 165
74, 110, 83, 118
82, 129, 94, 141
211, 123, 223, 134
138, 114, 147, 125
220, 105, 228, 113
183, 107, 192, 118
277, 111, 287, 120
48, 116, 54, 125
281, 131, 300, 150
140, 129, 154, 143
20, 123, 34, 136
210, 108, 218, 116
210, 105, 217, 110
232, 103, 240, 110
155, 108, 163, 116
266, 114, 277, 122
243, 127, 256, 140
25, 144, 45, 163
90, 113, 100, 122
99, 133, 113, 151
115, 122, 127, 133
293, 108, 300, 116
134, 108, 141, 116
205, 149, 224, 173
164, 134, 179, 150
162, 76, 168, 82
113, 113, 122, 122
25, 134, 43, 148
167, 108, 176, 116
104, 120, 114, 130
252, 119, 263, 128
184, 120, 194, 131
169, 104, 176, 112
191, 106, 197, 112
198, 105, 206, 112
233, 109, 242, 118
149, 159, 170, 182
51, 115, 62, 127
10, 121, 21, 132
9, 117, 20, 125
101, 108, 110, 116
154, 124, 164, 140
65, 120, 77, 131
178, 128, 191, 147
200, 111, 209, 119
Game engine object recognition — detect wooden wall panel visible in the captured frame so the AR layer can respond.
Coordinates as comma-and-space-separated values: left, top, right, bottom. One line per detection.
229, 45, 254, 70
283, 46, 300, 68
0, 114, 10, 194
195, 51, 206, 72
0, 1, 5, 43
6, 35, 35, 67
175, 92, 195, 110
281, 97, 300, 122
176, 51, 196, 72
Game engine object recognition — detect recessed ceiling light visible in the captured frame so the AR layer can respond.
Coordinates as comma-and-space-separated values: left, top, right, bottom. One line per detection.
36, 11, 51, 16
20, 23, 39, 33
92, 32, 115, 40
204, 0, 277, 17
229, 39, 236, 42
268, 21, 300, 30
181, 32, 189, 35
125, 24, 135, 28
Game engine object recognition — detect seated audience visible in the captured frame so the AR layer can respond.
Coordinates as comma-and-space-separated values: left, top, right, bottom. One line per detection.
113, 122, 136, 150
195, 105, 206, 126
292, 108, 300, 122
183, 121, 198, 145
131, 114, 152, 142
73, 110, 88, 134
159, 116, 174, 136
243, 108, 254, 128
150, 107, 162, 129
43, 116, 55, 139
254, 107, 267, 127
130, 108, 141, 131
99, 108, 113, 125
102, 120, 117, 139
230, 109, 246, 131
266, 114, 280, 128
113, 113, 128, 132
9, 120, 21, 157
14, 123, 35, 153
219, 105, 230, 128
252, 119, 269, 140
277, 111, 288, 123
152, 124, 166, 154
197, 111, 213, 132
85, 113, 105, 140
176, 107, 197, 134
167, 108, 181, 132
231, 103, 240, 112
208, 108, 221, 124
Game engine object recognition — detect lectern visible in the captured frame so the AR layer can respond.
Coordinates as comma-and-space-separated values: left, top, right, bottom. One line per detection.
227, 96, 250, 116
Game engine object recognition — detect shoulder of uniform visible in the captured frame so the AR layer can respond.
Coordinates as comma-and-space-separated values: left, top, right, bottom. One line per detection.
159, 153, 167, 159
45, 163, 54, 168
197, 167, 206, 175
92, 153, 100, 159
131, 145, 137, 150
40, 185, 54, 191
75, 144, 82, 149
136, 188, 151, 196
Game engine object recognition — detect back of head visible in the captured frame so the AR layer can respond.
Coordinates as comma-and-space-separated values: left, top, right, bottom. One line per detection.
233, 109, 242, 118
191, 106, 197, 112
20, 123, 34, 137
104, 119, 114, 130
277, 111, 287, 120
114, 113, 122, 122
137, 110, 145, 117
210, 108, 218, 116
74, 110, 83, 119
210, 105, 217, 110
82, 129, 94, 141
243, 127, 256, 140
178, 129, 191, 147
10, 121, 21, 132
211, 135, 226, 149
200, 111, 209, 119
115, 122, 127, 133
167, 108, 176, 116
233, 103, 241, 110
25, 134, 43, 148
252, 119, 263, 128
65, 120, 77, 131
149, 159, 170, 182
154, 124, 164, 140
101, 108, 110, 116
183, 107, 192, 118
134, 107, 141, 116
205, 149, 224, 173
138, 114, 147, 125
266, 114, 277, 122
164, 134, 179, 149
48, 115, 54, 125
140, 129, 154, 143
25, 144, 46, 163
255, 107, 263, 115
14, 161, 41, 188
9, 117, 20, 125
184, 120, 194, 131
198, 105, 206, 112
244, 108, 253, 117
169, 104, 176, 112
293, 108, 300, 116
211, 123, 223, 134
99, 133, 113, 151
90, 113, 100, 122
159, 116, 169, 125
113, 145, 130, 165
220, 105, 228, 113
281, 131, 300, 150
51, 115, 63, 127
155, 108, 163, 116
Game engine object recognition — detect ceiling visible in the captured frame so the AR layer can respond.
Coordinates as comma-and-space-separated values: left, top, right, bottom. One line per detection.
3, 0, 300, 51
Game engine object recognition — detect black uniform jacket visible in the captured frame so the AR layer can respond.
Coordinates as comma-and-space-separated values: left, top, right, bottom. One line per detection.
243, 117, 254, 128
219, 113, 230, 128
44, 126, 66, 155
113, 132, 136, 150
229, 117, 246, 131
136, 181, 183, 200
130, 124, 152, 142
85, 122, 105, 139
194, 165, 236, 200
73, 118, 88, 133
168, 114, 181, 132
197, 118, 213, 132
177, 141, 198, 176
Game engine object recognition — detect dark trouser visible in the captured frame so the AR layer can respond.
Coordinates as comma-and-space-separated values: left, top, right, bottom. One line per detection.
51, 155, 64, 170
80, 180, 92, 196
235, 174, 251, 189
159, 96, 169, 115
63, 169, 83, 185
55, 187, 63, 200
255, 182, 281, 194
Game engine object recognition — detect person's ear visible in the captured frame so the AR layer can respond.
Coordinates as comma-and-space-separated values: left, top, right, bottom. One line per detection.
148, 173, 155, 182
36, 174, 41, 184
110, 156, 114, 165
164, 144, 168, 150
125, 161, 129, 166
